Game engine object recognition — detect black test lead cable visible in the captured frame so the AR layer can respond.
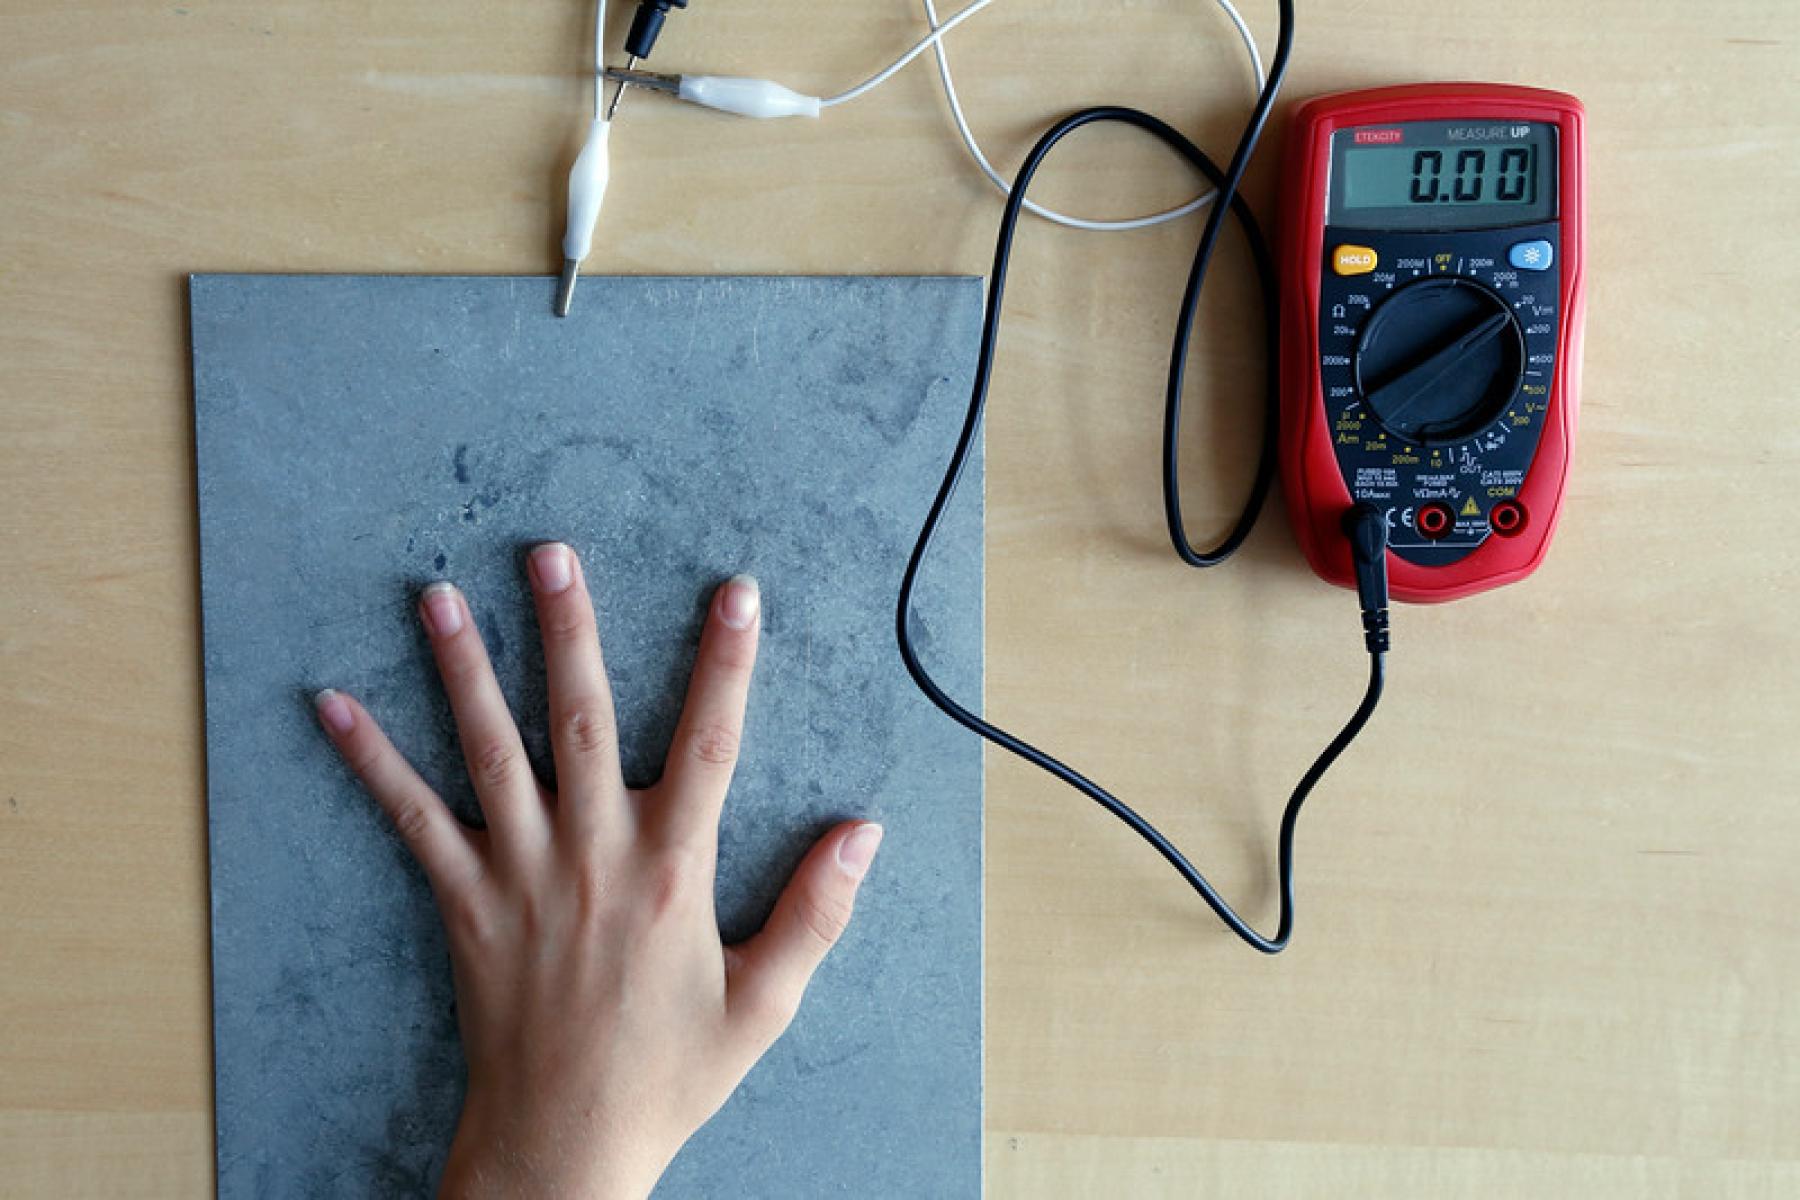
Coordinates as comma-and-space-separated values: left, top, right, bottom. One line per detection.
897, 0, 1392, 954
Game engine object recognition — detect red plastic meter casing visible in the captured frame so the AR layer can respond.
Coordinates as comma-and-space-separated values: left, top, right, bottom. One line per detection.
1277, 84, 1585, 602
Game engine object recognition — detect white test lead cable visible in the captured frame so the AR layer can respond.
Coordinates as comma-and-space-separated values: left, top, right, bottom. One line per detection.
600, 0, 995, 122
558, 0, 616, 317
605, 0, 1264, 234
817, 0, 997, 108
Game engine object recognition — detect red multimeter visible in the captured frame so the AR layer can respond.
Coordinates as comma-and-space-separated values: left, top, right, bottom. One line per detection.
1278, 84, 1586, 602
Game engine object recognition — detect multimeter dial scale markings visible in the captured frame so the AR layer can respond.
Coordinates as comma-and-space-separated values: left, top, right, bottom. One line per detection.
1317, 222, 1560, 567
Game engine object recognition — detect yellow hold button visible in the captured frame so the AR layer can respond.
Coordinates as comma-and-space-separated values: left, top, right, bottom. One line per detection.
1332, 245, 1378, 276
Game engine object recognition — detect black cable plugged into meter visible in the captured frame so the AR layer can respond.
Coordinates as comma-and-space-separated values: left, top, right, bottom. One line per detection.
897, 0, 1391, 954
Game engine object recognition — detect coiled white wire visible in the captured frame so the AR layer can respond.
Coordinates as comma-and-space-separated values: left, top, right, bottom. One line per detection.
820, 0, 1002, 108
836, 0, 1266, 230
919, 0, 1265, 229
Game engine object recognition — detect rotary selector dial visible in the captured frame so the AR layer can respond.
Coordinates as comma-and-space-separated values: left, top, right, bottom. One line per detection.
1352, 276, 1524, 446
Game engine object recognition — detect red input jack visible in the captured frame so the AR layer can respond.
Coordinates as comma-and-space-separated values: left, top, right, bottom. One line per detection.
1490, 500, 1528, 537
1416, 503, 1454, 540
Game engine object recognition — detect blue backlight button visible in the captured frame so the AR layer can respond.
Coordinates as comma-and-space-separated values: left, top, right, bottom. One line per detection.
1508, 239, 1555, 271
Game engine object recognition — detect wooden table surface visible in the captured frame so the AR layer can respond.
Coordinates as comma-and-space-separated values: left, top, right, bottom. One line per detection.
4, 1, 1797, 1194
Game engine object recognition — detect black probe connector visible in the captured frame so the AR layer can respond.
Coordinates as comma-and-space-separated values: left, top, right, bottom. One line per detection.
625, 0, 688, 60
1343, 502, 1392, 654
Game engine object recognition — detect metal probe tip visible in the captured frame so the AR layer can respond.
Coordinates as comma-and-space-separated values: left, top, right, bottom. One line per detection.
555, 258, 579, 317
604, 54, 638, 121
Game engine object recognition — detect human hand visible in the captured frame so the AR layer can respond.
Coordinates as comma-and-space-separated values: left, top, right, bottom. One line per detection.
312, 544, 883, 1198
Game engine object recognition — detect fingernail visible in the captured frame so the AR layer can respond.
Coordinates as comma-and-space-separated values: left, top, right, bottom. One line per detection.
719, 574, 760, 631
837, 822, 884, 881
314, 689, 355, 735
530, 542, 574, 595
420, 582, 464, 636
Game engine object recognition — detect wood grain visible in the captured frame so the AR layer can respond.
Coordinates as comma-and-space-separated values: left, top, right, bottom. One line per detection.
3, 0, 1797, 1193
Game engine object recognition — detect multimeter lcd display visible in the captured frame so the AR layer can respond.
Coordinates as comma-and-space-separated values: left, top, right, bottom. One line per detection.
1343, 145, 1536, 209
1328, 120, 1558, 230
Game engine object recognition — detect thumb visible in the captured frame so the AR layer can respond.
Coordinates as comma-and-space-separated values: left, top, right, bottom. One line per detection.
728, 820, 883, 1043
